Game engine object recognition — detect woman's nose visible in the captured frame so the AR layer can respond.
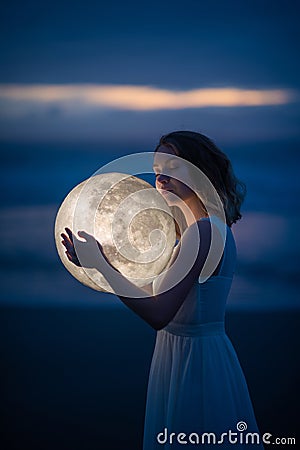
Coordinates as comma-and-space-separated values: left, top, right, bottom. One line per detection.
156, 174, 170, 184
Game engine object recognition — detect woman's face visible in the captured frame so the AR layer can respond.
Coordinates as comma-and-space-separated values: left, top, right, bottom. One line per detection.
153, 144, 197, 206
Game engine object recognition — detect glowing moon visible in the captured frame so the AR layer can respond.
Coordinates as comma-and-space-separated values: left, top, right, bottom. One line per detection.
54, 173, 176, 293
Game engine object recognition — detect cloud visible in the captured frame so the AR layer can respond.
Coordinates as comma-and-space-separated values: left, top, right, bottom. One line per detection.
0, 84, 299, 144
0, 84, 295, 112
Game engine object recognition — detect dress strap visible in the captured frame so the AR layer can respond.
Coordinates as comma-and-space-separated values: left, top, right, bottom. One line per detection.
217, 235, 227, 275
198, 215, 228, 281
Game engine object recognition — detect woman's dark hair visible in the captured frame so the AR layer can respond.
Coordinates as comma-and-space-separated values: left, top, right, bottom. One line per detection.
155, 131, 246, 227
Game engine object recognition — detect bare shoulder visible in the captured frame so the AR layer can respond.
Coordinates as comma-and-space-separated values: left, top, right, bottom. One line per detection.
174, 219, 212, 271
181, 218, 212, 245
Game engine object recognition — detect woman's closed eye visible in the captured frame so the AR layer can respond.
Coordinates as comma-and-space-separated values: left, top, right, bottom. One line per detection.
154, 166, 179, 177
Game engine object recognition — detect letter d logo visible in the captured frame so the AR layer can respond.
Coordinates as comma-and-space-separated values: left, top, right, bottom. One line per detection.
157, 428, 168, 444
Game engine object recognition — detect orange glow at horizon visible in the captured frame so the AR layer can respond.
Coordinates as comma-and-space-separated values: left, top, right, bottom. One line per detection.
0, 84, 294, 110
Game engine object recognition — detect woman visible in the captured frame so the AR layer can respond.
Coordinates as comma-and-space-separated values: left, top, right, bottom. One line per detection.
61, 131, 264, 449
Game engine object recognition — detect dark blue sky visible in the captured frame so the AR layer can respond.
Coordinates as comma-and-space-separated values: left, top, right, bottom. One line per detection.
0, 0, 299, 143
1, 0, 299, 88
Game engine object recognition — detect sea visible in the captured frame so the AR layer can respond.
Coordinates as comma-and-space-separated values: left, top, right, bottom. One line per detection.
0, 138, 299, 311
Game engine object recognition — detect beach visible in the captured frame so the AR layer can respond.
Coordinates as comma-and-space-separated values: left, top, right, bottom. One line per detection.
0, 306, 298, 450
0, 139, 299, 449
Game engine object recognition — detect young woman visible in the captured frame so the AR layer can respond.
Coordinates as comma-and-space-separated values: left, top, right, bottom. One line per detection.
61, 131, 264, 449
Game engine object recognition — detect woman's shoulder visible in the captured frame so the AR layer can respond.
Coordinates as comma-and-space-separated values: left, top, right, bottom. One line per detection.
180, 216, 233, 251
195, 217, 236, 281
197, 215, 233, 238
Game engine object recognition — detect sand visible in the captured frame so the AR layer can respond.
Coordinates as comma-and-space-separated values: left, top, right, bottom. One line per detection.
0, 307, 298, 450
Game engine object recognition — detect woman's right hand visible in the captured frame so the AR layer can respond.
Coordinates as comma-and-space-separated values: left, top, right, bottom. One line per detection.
61, 227, 81, 267
61, 227, 109, 270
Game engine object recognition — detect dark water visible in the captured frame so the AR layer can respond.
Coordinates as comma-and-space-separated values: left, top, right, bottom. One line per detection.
0, 139, 299, 309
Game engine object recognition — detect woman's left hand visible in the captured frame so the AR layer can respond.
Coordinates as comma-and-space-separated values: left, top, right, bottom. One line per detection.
61, 227, 106, 269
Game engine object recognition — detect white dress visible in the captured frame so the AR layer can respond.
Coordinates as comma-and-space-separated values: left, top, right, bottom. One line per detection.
143, 222, 264, 449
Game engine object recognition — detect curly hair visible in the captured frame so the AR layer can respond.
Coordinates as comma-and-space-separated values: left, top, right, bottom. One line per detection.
155, 131, 246, 227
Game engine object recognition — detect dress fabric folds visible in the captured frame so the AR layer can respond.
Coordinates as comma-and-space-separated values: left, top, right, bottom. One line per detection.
143, 221, 264, 449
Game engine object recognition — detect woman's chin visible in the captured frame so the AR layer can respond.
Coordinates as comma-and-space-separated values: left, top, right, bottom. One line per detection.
159, 189, 175, 200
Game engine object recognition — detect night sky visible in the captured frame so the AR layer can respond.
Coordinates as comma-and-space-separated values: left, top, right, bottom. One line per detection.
0, 0, 299, 143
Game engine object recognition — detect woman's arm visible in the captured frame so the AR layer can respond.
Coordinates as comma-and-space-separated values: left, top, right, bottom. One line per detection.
61, 220, 211, 330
